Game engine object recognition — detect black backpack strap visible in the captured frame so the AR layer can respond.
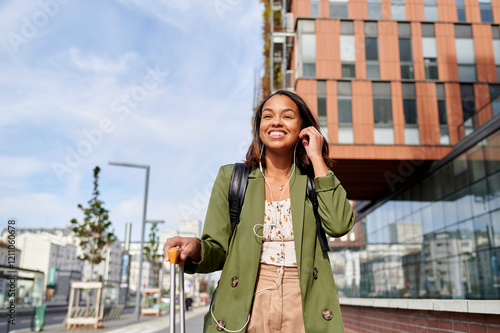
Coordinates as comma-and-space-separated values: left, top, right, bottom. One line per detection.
228, 163, 252, 246
306, 175, 330, 252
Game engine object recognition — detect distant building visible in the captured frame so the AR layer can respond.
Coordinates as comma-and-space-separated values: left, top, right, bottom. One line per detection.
179, 219, 202, 237
127, 242, 160, 293
13, 232, 82, 300
389, 222, 423, 244
0, 240, 21, 267
1, 227, 123, 301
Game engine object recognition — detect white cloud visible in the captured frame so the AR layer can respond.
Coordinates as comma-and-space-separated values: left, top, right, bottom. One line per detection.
70, 49, 140, 74
0, 156, 47, 179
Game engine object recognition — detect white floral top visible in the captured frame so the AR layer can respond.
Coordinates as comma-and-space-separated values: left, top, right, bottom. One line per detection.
260, 198, 297, 267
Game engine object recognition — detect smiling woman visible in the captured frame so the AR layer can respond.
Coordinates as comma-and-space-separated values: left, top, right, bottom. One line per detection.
164, 90, 355, 333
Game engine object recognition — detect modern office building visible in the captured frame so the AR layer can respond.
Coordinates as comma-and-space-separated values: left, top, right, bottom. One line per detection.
265, 0, 500, 330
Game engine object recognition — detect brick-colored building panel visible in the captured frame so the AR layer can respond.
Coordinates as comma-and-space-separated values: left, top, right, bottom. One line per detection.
445, 83, 463, 145
341, 306, 499, 333
331, 143, 451, 160
352, 80, 374, 144
293, 0, 311, 19
416, 82, 440, 145
464, 0, 481, 23
316, 20, 340, 79
406, 0, 424, 21
437, 0, 458, 22
379, 21, 400, 80
436, 23, 459, 82
349, 0, 368, 19
296, 79, 318, 115
381, 0, 392, 20
320, 0, 329, 18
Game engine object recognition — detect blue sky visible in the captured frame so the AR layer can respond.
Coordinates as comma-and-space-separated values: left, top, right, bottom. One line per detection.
0, 0, 264, 241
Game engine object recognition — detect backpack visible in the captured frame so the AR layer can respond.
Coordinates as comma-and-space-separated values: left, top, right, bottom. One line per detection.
228, 163, 329, 252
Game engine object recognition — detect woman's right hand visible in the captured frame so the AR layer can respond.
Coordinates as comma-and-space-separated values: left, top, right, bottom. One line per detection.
163, 236, 202, 263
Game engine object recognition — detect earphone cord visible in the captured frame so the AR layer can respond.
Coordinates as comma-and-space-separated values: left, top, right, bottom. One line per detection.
209, 141, 299, 332
253, 140, 298, 291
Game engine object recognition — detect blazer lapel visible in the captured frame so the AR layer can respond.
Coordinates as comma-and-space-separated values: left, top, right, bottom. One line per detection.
246, 167, 265, 244
290, 165, 306, 267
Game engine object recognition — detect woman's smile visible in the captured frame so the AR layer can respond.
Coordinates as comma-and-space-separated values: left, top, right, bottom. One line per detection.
259, 94, 302, 151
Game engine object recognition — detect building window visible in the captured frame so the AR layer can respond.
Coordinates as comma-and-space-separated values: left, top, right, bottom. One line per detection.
399, 23, 414, 80
436, 84, 449, 145
365, 22, 380, 79
311, 0, 320, 18
373, 82, 394, 144
392, 0, 406, 20
422, 24, 439, 80
455, 25, 476, 82
367, 0, 382, 20
493, 26, 500, 82
330, 0, 348, 19
490, 84, 500, 116
456, 0, 466, 22
298, 20, 316, 78
460, 84, 476, 135
402, 83, 419, 145
338, 81, 353, 144
317, 80, 328, 138
424, 0, 438, 21
479, 0, 494, 23
340, 21, 355, 78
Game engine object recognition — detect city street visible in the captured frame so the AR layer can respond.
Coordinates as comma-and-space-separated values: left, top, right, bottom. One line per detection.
7, 305, 207, 333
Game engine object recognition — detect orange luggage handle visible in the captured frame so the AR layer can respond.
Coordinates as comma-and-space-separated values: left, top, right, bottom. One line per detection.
168, 246, 185, 267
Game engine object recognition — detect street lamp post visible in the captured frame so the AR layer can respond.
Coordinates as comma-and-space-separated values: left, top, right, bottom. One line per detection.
109, 161, 150, 321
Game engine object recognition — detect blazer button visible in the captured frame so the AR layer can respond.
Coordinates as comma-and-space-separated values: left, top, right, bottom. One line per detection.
216, 319, 226, 331
322, 309, 333, 321
231, 276, 239, 288
313, 267, 319, 280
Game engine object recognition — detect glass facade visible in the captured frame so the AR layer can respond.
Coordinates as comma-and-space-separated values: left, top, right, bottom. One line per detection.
334, 129, 500, 300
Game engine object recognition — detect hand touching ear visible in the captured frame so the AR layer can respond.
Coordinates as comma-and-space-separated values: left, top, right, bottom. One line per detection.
299, 126, 329, 177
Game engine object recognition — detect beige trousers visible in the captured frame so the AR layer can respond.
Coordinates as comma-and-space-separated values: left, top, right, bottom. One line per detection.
247, 263, 306, 333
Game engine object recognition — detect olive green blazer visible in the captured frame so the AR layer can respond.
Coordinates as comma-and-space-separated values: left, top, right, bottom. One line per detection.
185, 164, 355, 332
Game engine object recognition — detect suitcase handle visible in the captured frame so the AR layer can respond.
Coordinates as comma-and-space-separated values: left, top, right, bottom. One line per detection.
168, 247, 185, 267
169, 246, 186, 333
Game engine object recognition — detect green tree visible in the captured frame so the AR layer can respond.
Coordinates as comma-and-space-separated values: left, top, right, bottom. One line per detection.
143, 223, 162, 263
70, 166, 117, 281
143, 223, 163, 288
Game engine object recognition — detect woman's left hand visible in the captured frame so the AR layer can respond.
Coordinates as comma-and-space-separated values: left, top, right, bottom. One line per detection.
299, 126, 329, 177
299, 126, 324, 160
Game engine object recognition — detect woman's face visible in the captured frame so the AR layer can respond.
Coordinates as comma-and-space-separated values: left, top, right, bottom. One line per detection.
259, 94, 302, 154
